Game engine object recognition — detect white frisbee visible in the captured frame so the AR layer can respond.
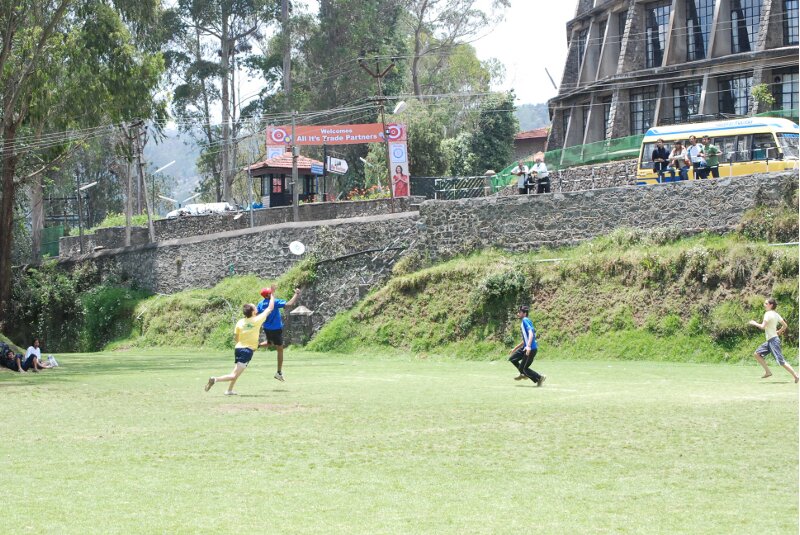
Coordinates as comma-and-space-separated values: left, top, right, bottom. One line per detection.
289, 241, 306, 255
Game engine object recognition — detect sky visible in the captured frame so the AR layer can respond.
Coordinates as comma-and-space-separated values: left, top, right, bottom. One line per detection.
472, 1, 577, 105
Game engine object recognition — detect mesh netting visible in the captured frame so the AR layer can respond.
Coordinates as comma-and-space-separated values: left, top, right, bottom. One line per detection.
493, 134, 644, 191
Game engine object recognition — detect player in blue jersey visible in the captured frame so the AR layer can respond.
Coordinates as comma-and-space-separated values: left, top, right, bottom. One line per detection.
257, 285, 301, 382
508, 305, 545, 386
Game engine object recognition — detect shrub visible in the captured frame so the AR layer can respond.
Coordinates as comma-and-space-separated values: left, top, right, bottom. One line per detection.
81, 286, 151, 350
658, 314, 683, 336
709, 301, 751, 342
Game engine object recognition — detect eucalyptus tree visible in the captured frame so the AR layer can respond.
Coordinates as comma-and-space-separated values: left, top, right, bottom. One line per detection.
164, 0, 277, 203
0, 0, 166, 326
403, 0, 508, 98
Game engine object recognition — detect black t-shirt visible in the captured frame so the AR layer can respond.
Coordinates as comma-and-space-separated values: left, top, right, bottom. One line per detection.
652, 146, 670, 171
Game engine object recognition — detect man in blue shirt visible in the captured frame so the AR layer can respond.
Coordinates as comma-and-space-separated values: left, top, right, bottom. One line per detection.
508, 305, 545, 386
257, 285, 301, 382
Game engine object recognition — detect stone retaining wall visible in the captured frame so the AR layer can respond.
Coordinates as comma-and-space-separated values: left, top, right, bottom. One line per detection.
419, 172, 796, 259
59, 227, 149, 257
59, 212, 419, 295
152, 196, 421, 242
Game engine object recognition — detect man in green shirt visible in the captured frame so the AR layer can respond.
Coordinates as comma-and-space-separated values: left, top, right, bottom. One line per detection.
702, 135, 720, 178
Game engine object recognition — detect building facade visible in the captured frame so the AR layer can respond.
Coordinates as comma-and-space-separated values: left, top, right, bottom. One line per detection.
547, 0, 800, 151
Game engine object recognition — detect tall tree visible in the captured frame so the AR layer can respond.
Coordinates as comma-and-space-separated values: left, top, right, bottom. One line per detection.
0, 0, 165, 325
166, 0, 276, 203
404, 0, 508, 97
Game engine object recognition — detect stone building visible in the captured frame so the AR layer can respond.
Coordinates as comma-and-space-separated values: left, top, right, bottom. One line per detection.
547, 0, 800, 151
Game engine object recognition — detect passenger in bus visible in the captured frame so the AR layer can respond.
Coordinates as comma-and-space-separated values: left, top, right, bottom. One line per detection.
687, 135, 708, 179
668, 141, 690, 181
701, 135, 720, 178
651, 138, 674, 182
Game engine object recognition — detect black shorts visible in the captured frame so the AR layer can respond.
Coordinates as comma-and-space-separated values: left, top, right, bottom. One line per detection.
263, 329, 284, 347
234, 348, 254, 366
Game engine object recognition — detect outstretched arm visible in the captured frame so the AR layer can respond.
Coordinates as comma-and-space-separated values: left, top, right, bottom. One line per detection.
748, 317, 765, 330
286, 288, 301, 307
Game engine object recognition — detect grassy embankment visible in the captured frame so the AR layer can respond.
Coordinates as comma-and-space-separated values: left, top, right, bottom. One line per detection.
309, 228, 799, 363
115, 224, 799, 365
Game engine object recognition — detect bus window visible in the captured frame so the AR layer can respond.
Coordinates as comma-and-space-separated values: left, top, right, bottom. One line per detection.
717, 136, 737, 163
640, 142, 658, 169
752, 133, 777, 160
777, 133, 799, 159
735, 135, 752, 162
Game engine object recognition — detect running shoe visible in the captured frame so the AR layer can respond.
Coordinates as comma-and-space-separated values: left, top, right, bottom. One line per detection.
204, 377, 216, 392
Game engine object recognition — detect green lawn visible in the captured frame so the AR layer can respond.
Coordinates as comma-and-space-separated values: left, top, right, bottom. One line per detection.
2, 349, 797, 534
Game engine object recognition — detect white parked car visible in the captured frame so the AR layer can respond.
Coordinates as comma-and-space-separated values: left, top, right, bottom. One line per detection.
166, 202, 235, 218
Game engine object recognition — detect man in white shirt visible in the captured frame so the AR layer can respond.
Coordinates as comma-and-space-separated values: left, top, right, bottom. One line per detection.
510, 160, 529, 195
748, 297, 798, 382
24, 338, 55, 370
530, 152, 550, 194
686, 135, 708, 179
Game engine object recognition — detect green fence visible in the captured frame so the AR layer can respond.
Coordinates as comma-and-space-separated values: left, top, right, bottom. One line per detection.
755, 108, 799, 122
41, 225, 63, 258
492, 134, 643, 191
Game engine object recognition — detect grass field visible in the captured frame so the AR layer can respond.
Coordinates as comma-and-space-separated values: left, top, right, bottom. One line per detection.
2, 349, 797, 534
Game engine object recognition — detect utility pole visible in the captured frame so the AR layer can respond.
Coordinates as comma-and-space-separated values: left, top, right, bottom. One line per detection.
132, 120, 155, 243
358, 56, 396, 211
291, 111, 299, 222
76, 175, 84, 254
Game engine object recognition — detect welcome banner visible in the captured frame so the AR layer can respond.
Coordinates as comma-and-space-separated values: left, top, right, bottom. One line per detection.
266, 123, 407, 146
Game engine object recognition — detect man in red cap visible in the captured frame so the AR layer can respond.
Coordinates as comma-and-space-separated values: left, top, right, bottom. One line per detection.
257, 284, 301, 381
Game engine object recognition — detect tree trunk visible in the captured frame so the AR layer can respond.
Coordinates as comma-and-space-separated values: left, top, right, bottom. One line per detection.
0, 119, 19, 327
30, 173, 43, 263
220, 11, 232, 203
282, 0, 292, 105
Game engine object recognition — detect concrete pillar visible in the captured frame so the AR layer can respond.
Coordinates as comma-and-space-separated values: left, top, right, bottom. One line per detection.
597, 9, 624, 79
288, 305, 314, 345
710, 0, 732, 58
759, 0, 783, 50
607, 88, 631, 139
652, 82, 669, 127
579, 20, 599, 85
617, 2, 646, 73
583, 95, 606, 145
665, 0, 687, 65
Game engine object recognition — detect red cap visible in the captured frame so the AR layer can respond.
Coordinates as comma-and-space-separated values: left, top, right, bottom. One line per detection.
260, 287, 272, 298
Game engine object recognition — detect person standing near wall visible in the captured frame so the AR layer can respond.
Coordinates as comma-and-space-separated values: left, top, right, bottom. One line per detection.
511, 160, 529, 195
687, 135, 708, 179
651, 139, 674, 183
530, 152, 550, 194
701, 135, 720, 178
257, 285, 301, 382
748, 297, 798, 383
669, 141, 690, 181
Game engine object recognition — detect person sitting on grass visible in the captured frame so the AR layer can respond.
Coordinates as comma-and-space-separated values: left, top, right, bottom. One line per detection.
509, 305, 546, 387
0, 344, 40, 373
25, 338, 56, 370
204, 292, 276, 396
748, 297, 799, 383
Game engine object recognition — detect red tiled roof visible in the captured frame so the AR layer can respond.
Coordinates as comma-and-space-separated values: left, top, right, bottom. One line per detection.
247, 153, 323, 172
515, 127, 550, 140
